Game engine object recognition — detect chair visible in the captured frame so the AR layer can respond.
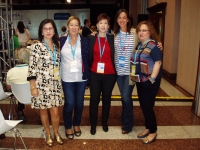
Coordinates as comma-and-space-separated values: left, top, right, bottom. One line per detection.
0, 109, 27, 150
0, 82, 12, 100
10, 82, 32, 104
0, 82, 14, 120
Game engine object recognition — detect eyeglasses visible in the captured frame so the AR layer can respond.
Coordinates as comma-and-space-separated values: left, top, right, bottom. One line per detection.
43, 27, 54, 32
138, 29, 149, 33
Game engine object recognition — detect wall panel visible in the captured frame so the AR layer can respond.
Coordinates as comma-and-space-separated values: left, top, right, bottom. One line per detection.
177, 0, 200, 95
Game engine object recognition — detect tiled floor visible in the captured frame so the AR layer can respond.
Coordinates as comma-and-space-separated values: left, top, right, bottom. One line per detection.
0, 77, 199, 150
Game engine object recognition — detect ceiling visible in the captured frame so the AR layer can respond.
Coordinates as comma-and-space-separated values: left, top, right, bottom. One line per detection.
11, 0, 117, 5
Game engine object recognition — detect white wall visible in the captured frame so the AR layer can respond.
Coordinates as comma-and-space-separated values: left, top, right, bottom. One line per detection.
4, 9, 90, 39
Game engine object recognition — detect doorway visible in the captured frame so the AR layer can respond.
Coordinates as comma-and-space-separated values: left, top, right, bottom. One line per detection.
147, 2, 167, 47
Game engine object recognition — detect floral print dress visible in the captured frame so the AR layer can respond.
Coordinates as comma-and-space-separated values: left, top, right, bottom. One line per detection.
27, 41, 63, 109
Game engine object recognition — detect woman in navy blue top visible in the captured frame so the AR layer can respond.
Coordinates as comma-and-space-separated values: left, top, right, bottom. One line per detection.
59, 16, 90, 140
130, 21, 162, 144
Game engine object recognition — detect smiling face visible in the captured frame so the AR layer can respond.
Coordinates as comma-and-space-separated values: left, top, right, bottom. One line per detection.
96, 19, 109, 34
67, 19, 80, 36
42, 23, 54, 40
117, 12, 129, 31
138, 24, 151, 43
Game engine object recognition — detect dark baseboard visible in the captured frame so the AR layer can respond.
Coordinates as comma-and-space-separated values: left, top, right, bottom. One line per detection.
162, 69, 177, 80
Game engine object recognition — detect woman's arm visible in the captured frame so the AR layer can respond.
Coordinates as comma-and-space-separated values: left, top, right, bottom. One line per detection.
151, 60, 162, 79
27, 43, 40, 96
29, 79, 39, 97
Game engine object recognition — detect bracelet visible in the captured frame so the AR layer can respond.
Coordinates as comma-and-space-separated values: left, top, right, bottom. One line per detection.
148, 76, 155, 84
30, 87, 36, 91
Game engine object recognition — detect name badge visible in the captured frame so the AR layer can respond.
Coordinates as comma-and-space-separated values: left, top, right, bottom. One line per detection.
97, 62, 105, 73
70, 60, 79, 72
118, 56, 125, 67
54, 67, 60, 80
131, 64, 136, 75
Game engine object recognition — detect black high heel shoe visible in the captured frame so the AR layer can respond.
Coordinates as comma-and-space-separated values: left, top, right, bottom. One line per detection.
74, 130, 82, 137
65, 129, 74, 140
90, 125, 96, 135
102, 126, 108, 132
74, 127, 82, 137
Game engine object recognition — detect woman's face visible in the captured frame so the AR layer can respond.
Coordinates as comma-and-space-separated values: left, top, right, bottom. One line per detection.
117, 12, 129, 29
96, 19, 109, 34
138, 24, 150, 43
67, 19, 80, 36
42, 23, 54, 40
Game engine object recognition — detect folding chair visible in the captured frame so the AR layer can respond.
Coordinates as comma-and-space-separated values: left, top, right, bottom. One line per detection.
0, 109, 27, 150
0, 82, 14, 120
10, 82, 32, 105
0, 82, 12, 100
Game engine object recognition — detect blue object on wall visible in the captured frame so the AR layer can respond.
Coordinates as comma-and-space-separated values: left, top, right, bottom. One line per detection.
54, 13, 71, 20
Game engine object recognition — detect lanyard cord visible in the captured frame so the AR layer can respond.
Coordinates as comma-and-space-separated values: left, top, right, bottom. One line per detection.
68, 35, 78, 60
43, 40, 57, 65
98, 34, 107, 62
119, 31, 128, 55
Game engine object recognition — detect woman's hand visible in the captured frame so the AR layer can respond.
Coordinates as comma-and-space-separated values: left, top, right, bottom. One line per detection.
91, 31, 98, 36
31, 88, 39, 97
157, 42, 163, 51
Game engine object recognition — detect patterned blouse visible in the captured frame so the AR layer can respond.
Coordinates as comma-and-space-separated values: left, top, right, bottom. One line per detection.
130, 40, 162, 82
27, 41, 63, 109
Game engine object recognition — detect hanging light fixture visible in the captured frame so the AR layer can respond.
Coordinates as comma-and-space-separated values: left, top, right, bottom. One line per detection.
67, 0, 71, 3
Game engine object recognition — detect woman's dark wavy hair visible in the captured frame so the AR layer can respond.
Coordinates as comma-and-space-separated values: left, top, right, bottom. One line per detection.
17, 21, 25, 34
113, 9, 131, 34
38, 19, 59, 49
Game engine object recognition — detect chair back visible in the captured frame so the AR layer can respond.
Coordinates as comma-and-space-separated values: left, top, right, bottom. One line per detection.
0, 109, 22, 134
0, 109, 5, 128
10, 82, 32, 104
0, 82, 12, 100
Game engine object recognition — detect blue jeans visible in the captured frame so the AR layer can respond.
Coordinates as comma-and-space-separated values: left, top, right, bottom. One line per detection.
62, 80, 88, 129
117, 75, 134, 132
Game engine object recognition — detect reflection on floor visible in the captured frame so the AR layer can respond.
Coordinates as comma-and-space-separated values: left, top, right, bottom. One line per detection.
0, 76, 198, 150
84, 77, 193, 100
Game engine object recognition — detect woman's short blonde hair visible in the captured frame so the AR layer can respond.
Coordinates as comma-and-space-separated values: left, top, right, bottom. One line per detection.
17, 47, 30, 64
67, 16, 81, 27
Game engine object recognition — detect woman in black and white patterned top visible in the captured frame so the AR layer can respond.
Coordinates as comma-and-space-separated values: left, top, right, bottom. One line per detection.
27, 19, 63, 147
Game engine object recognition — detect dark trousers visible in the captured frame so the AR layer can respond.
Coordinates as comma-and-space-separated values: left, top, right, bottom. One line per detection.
18, 102, 24, 111
136, 78, 161, 133
89, 72, 116, 126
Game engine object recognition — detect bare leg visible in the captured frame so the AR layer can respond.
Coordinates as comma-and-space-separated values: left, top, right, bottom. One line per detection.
49, 107, 60, 135
40, 109, 51, 135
